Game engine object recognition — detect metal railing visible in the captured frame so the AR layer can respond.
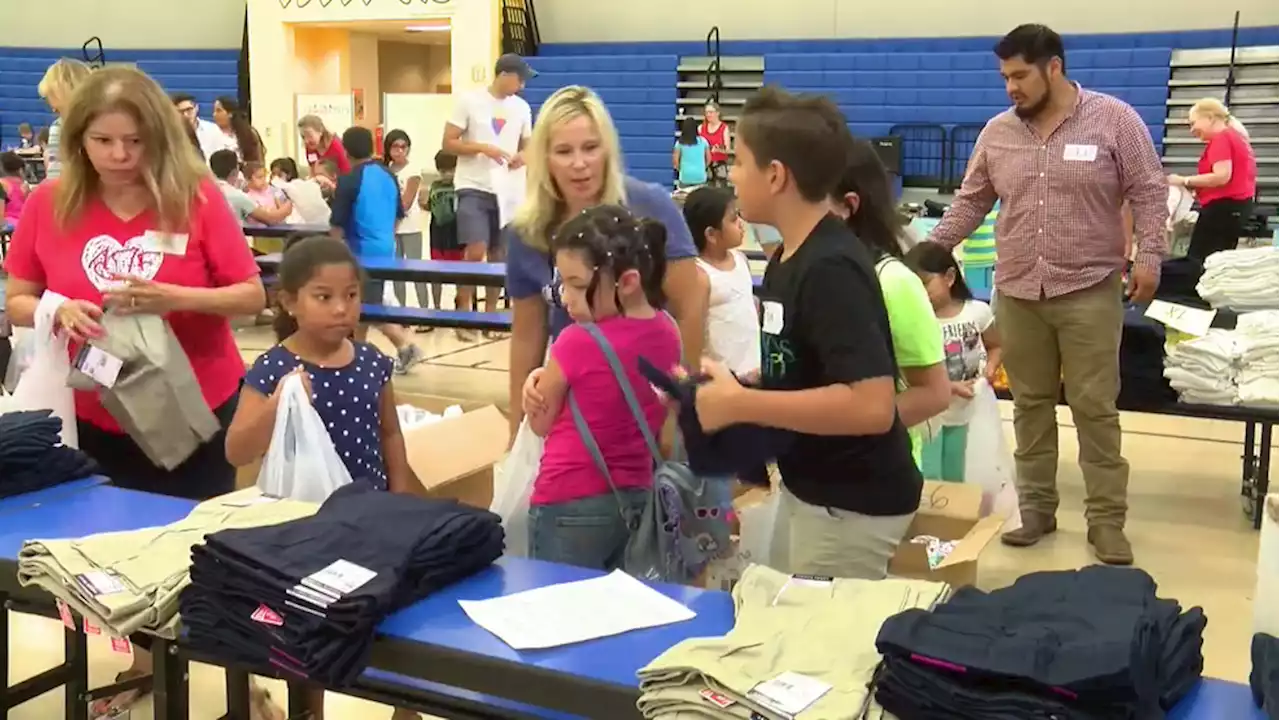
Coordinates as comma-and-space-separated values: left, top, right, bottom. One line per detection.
704, 25, 722, 105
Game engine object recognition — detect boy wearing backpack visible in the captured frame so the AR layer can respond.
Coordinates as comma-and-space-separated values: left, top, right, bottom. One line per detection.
426, 151, 461, 313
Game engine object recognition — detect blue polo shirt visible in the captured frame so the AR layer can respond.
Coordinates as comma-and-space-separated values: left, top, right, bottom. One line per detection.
330, 161, 403, 259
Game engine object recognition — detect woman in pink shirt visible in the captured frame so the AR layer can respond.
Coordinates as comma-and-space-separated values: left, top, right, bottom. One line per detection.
0, 152, 28, 224
521, 205, 681, 570
1168, 97, 1258, 261
298, 114, 352, 176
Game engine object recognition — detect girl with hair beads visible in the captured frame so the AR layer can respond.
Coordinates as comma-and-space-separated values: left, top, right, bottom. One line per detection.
904, 242, 1003, 483
225, 235, 423, 720
521, 205, 681, 570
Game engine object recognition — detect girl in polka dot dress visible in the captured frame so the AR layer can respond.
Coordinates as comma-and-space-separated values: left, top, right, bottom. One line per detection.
225, 235, 425, 720
226, 234, 423, 495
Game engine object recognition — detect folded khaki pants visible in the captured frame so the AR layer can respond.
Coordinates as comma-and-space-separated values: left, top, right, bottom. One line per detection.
18, 488, 316, 638
637, 565, 949, 719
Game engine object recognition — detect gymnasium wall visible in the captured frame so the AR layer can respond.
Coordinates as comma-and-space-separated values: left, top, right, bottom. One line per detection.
0, 0, 245, 49
536, 0, 1280, 44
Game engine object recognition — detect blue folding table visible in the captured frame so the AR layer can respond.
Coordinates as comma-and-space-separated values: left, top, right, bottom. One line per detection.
0, 480, 1265, 720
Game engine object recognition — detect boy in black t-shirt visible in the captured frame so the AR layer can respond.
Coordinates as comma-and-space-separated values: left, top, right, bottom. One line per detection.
694, 86, 921, 580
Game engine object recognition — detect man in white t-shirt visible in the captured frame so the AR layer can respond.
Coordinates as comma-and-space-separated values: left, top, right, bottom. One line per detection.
441, 53, 534, 338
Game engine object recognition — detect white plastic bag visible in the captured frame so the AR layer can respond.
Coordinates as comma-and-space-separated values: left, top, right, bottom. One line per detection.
963, 379, 1021, 532
256, 374, 353, 502
491, 419, 543, 557
8, 295, 77, 448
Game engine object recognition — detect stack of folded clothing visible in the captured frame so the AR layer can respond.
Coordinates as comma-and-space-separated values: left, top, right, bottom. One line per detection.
1237, 310, 1280, 407
0, 409, 99, 499
874, 565, 1206, 719
1163, 329, 1245, 405
181, 483, 504, 686
637, 565, 949, 719
17, 488, 317, 638
1197, 246, 1279, 311
1251, 633, 1278, 717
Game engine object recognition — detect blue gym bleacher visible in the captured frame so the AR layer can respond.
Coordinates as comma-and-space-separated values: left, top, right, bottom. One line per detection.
522, 54, 679, 186
529, 26, 1278, 188
0, 47, 239, 147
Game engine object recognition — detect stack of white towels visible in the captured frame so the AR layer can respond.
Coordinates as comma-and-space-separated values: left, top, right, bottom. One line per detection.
1237, 311, 1279, 407
1164, 330, 1245, 405
1196, 246, 1279, 310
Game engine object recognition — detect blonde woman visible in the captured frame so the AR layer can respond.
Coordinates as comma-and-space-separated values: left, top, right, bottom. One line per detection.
1168, 98, 1257, 260
36, 57, 92, 179
298, 114, 351, 175
505, 86, 708, 440
2, 66, 270, 716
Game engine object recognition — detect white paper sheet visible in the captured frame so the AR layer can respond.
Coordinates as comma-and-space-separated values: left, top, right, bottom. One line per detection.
459, 570, 696, 650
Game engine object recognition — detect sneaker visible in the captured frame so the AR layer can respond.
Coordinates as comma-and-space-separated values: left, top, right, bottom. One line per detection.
1087, 525, 1134, 565
394, 344, 426, 375
455, 328, 478, 343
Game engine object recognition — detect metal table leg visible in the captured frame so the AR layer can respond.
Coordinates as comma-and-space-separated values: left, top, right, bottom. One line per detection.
64, 622, 88, 720
1254, 422, 1274, 530
151, 639, 189, 720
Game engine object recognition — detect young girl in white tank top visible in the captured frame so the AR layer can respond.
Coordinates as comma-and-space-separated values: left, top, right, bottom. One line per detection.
683, 187, 761, 377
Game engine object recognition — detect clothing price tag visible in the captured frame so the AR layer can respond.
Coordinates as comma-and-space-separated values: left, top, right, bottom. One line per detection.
747, 671, 832, 718
288, 583, 338, 609
1145, 300, 1216, 338
76, 570, 126, 597
303, 559, 378, 597
74, 346, 124, 388
56, 599, 76, 630
82, 620, 103, 636
699, 688, 736, 709
251, 604, 285, 627
110, 635, 133, 654
1062, 144, 1098, 162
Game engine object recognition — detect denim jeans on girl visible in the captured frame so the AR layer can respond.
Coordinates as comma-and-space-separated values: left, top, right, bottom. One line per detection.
528, 488, 650, 571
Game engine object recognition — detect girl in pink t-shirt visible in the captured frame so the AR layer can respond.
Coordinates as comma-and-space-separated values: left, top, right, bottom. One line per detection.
0, 152, 29, 225
521, 205, 681, 570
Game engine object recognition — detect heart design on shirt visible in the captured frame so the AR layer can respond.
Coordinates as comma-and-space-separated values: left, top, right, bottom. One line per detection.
80, 234, 164, 292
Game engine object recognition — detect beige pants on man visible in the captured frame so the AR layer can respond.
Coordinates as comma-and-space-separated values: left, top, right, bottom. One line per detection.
996, 273, 1129, 527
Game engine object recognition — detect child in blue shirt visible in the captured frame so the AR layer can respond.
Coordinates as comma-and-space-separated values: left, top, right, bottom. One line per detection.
672, 116, 710, 188
329, 126, 426, 374
226, 234, 425, 720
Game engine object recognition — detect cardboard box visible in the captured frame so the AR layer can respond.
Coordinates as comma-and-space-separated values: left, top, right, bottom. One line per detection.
888, 481, 1005, 589
235, 389, 508, 510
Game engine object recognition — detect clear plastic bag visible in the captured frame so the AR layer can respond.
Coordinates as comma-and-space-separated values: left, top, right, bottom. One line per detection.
8, 296, 77, 448
256, 374, 353, 502
490, 418, 543, 557
963, 379, 1021, 532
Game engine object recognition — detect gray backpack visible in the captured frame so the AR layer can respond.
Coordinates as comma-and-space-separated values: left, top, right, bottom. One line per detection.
568, 322, 733, 584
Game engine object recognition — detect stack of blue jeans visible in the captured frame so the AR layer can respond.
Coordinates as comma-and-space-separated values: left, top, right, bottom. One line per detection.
873, 566, 1206, 719
0, 410, 99, 499
180, 483, 504, 686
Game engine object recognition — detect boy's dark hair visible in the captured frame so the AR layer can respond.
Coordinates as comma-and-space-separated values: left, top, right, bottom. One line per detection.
0, 151, 25, 175
341, 126, 375, 161
208, 149, 240, 181
904, 242, 973, 301
270, 157, 299, 181
833, 137, 904, 260
994, 24, 1067, 72
170, 92, 195, 106
737, 86, 852, 203
551, 204, 668, 314
273, 235, 363, 341
682, 186, 735, 253
434, 150, 457, 173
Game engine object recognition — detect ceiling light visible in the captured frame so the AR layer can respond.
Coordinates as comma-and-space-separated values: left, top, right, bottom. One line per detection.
405, 25, 448, 32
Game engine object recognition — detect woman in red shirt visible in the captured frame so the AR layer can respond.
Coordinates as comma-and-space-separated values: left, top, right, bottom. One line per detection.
698, 101, 731, 185
1168, 98, 1257, 261
298, 114, 351, 176
3, 63, 269, 719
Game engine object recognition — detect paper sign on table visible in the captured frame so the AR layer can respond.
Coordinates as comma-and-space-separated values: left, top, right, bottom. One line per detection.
459, 569, 696, 650
1145, 300, 1217, 337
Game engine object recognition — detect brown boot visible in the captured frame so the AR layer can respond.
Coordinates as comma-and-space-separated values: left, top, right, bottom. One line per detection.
1000, 513, 1057, 547
1087, 526, 1133, 565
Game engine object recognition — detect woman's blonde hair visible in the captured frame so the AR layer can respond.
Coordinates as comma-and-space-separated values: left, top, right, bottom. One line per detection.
512, 86, 627, 251
55, 66, 210, 233
297, 114, 333, 146
37, 58, 91, 107
1189, 97, 1251, 140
